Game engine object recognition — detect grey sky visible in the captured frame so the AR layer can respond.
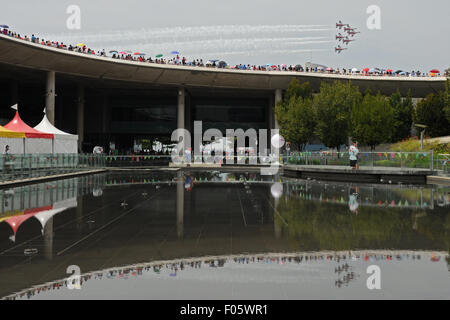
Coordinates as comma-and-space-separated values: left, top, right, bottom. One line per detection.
1, 0, 449, 71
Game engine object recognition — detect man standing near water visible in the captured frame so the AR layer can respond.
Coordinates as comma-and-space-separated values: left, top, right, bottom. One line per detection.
349, 142, 359, 170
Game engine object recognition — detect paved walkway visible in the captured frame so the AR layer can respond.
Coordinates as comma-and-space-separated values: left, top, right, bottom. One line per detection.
284, 164, 433, 175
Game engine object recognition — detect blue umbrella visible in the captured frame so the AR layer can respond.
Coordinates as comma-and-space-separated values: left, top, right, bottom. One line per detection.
0, 25, 9, 28
171, 51, 179, 55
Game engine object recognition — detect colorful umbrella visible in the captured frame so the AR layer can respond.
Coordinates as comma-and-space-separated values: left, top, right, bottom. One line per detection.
134, 52, 145, 55
0, 25, 9, 29
119, 51, 127, 55
429, 69, 440, 73
171, 51, 179, 55
362, 67, 370, 72
156, 54, 163, 58
76, 43, 86, 47
109, 50, 118, 54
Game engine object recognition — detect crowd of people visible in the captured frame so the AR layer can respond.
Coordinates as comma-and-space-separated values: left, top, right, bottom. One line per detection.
1, 27, 443, 77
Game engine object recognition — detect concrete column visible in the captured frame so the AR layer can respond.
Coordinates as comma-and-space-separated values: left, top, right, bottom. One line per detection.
102, 94, 108, 134
273, 89, 282, 129
77, 86, 85, 152
45, 71, 56, 124
176, 171, 184, 239
177, 87, 185, 130
11, 80, 19, 106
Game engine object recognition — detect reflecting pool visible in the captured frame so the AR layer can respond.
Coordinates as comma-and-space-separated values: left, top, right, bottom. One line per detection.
0, 170, 449, 299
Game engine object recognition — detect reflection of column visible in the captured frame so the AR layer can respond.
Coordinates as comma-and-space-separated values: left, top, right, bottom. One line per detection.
43, 217, 53, 260
430, 188, 434, 210
45, 71, 56, 124
177, 171, 184, 239
272, 178, 282, 239
76, 195, 84, 231
274, 198, 282, 239
77, 86, 85, 152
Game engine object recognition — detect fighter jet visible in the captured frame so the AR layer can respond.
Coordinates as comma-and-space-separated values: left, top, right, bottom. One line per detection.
342, 37, 355, 45
336, 21, 346, 29
335, 45, 347, 54
347, 30, 360, 37
335, 33, 346, 41
344, 26, 357, 32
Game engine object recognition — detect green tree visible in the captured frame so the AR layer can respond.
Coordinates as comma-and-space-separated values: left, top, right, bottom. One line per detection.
314, 81, 361, 150
414, 91, 450, 137
444, 80, 450, 124
275, 80, 316, 150
285, 79, 313, 101
389, 90, 414, 142
351, 92, 394, 150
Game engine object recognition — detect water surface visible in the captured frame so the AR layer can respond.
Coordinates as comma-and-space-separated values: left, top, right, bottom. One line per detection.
0, 170, 448, 299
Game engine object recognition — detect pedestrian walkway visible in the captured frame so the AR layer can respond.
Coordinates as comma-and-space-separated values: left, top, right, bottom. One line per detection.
284, 164, 434, 184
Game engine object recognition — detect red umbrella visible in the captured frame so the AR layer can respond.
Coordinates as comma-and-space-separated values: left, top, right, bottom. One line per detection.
362, 68, 370, 72
429, 69, 440, 73
386, 69, 393, 73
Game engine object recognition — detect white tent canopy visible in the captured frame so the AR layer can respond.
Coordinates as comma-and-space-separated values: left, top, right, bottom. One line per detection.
34, 114, 78, 154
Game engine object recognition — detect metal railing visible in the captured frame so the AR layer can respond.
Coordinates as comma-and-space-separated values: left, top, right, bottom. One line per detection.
104, 155, 171, 167
434, 154, 450, 174
0, 154, 105, 182
283, 151, 435, 170
103, 152, 439, 171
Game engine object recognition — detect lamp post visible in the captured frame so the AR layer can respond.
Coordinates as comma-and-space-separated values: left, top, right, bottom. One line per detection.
414, 124, 427, 151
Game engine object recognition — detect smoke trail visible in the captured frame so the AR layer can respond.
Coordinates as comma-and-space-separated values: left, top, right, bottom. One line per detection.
41, 24, 334, 64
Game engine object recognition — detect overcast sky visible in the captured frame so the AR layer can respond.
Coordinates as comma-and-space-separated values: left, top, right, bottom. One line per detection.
1, 0, 449, 71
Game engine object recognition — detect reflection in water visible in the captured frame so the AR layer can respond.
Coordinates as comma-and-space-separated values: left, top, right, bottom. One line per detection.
0, 171, 448, 299
5, 251, 449, 300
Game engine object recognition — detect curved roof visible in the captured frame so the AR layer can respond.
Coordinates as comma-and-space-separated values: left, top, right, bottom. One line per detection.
4, 212, 36, 235
0, 34, 447, 97
0, 125, 25, 138
4, 112, 53, 139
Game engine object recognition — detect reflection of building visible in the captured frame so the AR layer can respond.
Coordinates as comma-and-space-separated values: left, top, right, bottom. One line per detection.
3, 250, 448, 300
0, 171, 448, 299
0, 174, 105, 244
